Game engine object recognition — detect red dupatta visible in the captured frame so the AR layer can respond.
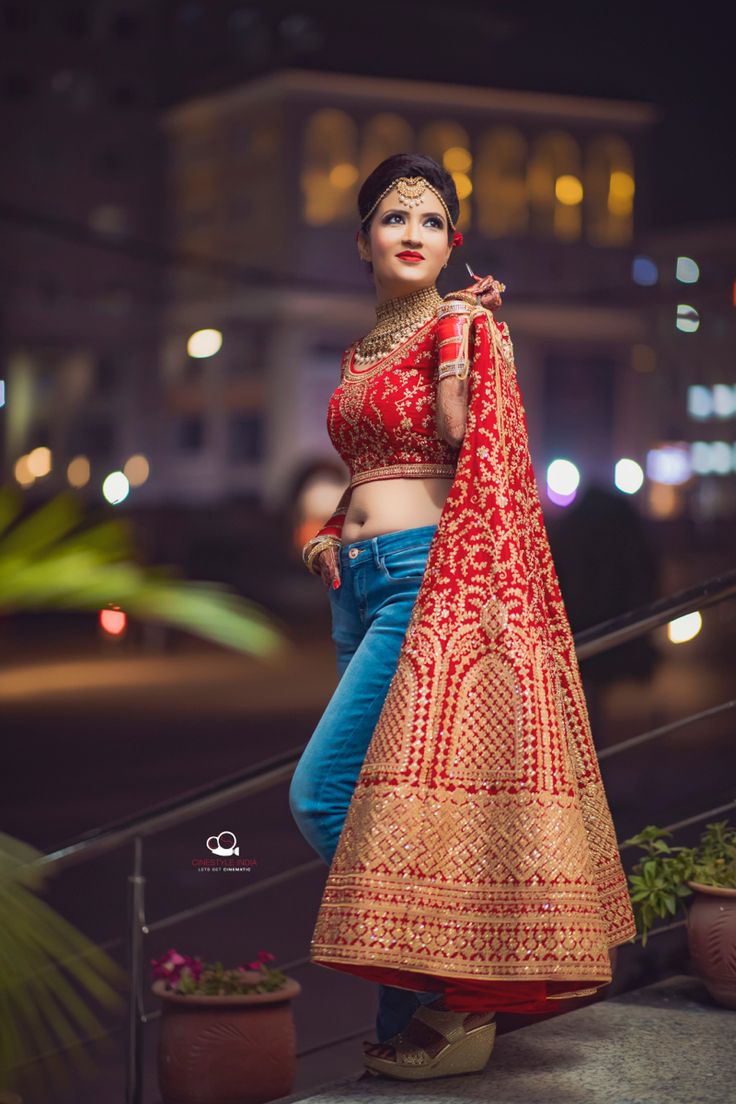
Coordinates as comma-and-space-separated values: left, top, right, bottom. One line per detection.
309, 303, 637, 1014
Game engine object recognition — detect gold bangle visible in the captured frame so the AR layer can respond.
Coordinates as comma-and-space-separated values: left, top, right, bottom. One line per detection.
304, 536, 341, 575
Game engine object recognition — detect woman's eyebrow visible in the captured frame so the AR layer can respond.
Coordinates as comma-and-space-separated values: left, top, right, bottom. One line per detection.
383, 207, 445, 220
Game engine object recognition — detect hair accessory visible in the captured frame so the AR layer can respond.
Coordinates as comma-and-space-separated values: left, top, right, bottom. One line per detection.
361, 176, 457, 231
452, 231, 464, 247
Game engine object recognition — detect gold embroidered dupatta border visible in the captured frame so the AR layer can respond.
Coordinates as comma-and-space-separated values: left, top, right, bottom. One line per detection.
310, 310, 637, 1003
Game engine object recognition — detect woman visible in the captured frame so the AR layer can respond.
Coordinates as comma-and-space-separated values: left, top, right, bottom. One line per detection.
289, 154, 636, 1082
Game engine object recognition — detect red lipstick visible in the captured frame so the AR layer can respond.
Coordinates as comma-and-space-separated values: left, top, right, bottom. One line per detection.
397, 251, 424, 262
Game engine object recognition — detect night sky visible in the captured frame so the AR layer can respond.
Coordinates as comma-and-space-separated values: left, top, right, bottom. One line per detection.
162, 1, 734, 231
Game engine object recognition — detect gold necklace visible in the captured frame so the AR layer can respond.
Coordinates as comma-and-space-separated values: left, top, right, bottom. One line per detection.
353, 284, 442, 364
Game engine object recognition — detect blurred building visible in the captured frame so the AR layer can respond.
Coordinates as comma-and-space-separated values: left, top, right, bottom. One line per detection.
158, 67, 657, 511
5, 49, 732, 531
634, 220, 736, 525
0, 0, 162, 500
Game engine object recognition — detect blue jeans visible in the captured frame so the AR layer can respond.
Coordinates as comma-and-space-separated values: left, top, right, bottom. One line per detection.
289, 524, 443, 1042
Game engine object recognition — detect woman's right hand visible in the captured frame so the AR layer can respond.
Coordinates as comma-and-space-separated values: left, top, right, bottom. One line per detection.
316, 545, 341, 589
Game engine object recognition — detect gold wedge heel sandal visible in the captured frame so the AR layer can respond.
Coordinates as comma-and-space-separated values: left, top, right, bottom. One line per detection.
362, 1004, 497, 1081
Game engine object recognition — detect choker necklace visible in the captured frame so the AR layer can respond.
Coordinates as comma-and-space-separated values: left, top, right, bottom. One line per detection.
353, 284, 442, 364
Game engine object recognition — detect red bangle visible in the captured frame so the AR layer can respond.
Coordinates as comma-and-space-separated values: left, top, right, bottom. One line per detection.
313, 507, 347, 542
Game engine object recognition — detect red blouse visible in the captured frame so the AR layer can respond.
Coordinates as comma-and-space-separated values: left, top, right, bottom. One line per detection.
327, 315, 459, 489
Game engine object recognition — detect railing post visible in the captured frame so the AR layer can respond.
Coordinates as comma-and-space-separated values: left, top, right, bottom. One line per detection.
126, 836, 147, 1104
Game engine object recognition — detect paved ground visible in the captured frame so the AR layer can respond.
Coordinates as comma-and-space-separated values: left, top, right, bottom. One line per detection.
277, 975, 736, 1104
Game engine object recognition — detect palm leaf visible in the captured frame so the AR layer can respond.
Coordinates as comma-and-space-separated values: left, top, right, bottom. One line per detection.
0, 486, 292, 658
0, 832, 127, 1095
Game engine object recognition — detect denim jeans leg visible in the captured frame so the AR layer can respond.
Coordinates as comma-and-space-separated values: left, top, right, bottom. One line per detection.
289, 526, 445, 1043
375, 985, 444, 1042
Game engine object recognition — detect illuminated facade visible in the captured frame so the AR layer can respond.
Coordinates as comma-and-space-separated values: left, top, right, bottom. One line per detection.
160, 68, 657, 509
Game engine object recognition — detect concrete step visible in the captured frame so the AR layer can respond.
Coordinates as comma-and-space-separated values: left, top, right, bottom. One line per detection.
275, 974, 733, 1104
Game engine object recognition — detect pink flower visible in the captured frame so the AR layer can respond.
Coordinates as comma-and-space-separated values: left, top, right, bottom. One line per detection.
244, 949, 276, 969
151, 949, 202, 987
182, 955, 203, 982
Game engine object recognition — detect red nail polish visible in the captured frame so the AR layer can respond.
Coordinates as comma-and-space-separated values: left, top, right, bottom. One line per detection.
333, 578, 340, 589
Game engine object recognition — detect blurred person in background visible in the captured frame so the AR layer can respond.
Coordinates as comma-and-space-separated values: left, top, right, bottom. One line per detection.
548, 484, 661, 735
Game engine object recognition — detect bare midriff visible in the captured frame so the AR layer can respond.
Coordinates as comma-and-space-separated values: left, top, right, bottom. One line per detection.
341, 476, 454, 545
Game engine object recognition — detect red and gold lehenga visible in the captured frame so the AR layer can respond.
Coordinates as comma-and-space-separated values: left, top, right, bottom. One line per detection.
309, 285, 637, 1015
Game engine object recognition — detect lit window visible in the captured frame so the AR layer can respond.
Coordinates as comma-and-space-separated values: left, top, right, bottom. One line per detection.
360, 114, 413, 182
475, 127, 528, 238
584, 135, 635, 246
687, 385, 712, 419
646, 443, 691, 484
419, 121, 472, 231
528, 130, 582, 241
301, 109, 358, 225
712, 384, 736, 418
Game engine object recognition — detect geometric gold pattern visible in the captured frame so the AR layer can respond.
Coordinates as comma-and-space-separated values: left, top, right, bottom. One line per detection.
310, 298, 637, 1013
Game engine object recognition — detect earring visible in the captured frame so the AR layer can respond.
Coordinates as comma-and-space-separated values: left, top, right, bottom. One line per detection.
442, 261, 448, 269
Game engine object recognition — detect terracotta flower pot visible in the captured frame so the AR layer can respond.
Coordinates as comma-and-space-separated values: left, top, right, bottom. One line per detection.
685, 880, 736, 1009
153, 977, 301, 1104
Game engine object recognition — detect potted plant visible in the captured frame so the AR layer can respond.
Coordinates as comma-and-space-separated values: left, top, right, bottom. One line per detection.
152, 948, 301, 1104
623, 819, 736, 1008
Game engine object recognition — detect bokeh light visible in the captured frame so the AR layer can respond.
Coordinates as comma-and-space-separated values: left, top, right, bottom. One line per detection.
546, 458, 580, 506
676, 256, 699, 283
646, 444, 691, 485
100, 608, 127, 635
102, 470, 130, 504
443, 147, 472, 174
632, 256, 658, 286
555, 175, 583, 205
27, 446, 52, 477
450, 172, 473, 200
67, 455, 91, 487
329, 162, 358, 188
123, 453, 150, 486
675, 304, 700, 333
614, 458, 644, 494
14, 455, 35, 487
187, 328, 223, 358
667, 611, 702, 644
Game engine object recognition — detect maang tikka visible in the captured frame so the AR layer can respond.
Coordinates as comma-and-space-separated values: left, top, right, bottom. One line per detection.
360, 176, 457, 232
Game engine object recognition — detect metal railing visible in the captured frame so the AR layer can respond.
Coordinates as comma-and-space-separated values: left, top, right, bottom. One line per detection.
23, 565, 736, 1103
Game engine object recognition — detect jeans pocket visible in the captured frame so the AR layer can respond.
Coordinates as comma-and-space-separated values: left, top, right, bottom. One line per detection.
379, 544, 430, 582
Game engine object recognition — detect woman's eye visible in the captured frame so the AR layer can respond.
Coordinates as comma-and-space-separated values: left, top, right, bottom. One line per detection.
384, 214, 444, 229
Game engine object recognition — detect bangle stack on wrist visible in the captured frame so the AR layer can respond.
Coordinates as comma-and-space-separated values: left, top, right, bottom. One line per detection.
302, 506, 347, 575
302, 534, 340, 574
436, 298, 474, 382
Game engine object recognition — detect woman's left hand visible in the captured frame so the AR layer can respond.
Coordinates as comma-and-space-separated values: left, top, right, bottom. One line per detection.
462, 273, 505, 311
